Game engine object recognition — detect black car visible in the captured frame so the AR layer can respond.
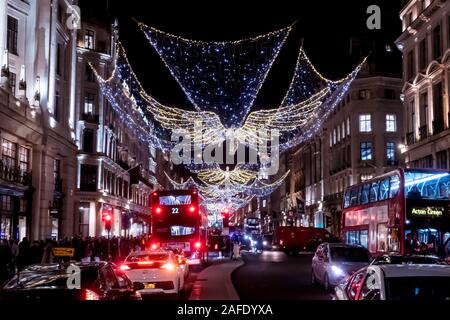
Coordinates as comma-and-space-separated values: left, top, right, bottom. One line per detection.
0, 262, 143, 300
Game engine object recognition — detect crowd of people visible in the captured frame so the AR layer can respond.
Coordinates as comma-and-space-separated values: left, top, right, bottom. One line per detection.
0, 236, 150, 284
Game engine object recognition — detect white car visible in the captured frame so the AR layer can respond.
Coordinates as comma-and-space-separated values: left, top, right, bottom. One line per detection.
311, 243, 371, 292
120, 250, 185, 295
334, 264, 450, 300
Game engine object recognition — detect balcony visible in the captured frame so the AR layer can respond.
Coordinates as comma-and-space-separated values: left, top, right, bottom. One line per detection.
433, 119, 444, 135
81, 113, 99, 124
0, 161, 32, 186
406, 132, 415, 145
418, 125, 428, 141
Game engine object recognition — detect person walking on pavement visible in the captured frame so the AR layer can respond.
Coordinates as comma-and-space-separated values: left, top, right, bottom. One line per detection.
231, 241, 241, 260
41, 239, 54, 264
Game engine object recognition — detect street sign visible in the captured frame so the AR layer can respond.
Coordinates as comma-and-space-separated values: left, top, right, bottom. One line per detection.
52, 247, 75, 257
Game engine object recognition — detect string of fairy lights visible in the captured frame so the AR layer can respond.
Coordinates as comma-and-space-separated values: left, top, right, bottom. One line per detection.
93, 22, 366, 215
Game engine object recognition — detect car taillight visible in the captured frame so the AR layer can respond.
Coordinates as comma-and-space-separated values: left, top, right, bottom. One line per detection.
119, 264, 130, 271
137, 261, 154, 266
189, 205, 196, 213
151, 243, 158, 250
155, 206, 162, 214
195, 242, 201, 249
161, 263, 175, 271
83, 289, 100, 300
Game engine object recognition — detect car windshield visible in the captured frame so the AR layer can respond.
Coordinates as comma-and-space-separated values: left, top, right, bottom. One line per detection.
330, 247, 371, 262
386, 277, 450, 300
127, 253, 168, 262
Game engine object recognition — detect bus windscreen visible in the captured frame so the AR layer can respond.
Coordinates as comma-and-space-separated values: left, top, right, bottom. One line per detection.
159, 195, 192, 205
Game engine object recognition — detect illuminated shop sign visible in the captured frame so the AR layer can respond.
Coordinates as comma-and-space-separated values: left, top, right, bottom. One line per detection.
411, 207, 444, 217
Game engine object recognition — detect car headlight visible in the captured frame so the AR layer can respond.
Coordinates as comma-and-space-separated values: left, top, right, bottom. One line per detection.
331, 265, 345, 277
263, 241, 268, 246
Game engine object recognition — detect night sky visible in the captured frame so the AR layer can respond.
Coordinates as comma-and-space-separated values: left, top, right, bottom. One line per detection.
81, 0, 403, 111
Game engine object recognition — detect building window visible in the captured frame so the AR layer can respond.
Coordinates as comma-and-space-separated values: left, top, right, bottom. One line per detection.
83, 129, 94, 153
433, 25, 442, 60
420, 92, 428, 127
386, 114, 397, 132
54, 90, 60, 122
2, 139, 16, 168
341, 121, 346, 139
58, 4, 64, 23
7, 16, 18, 55
19, 146, 29, 173
358, 90, 371, 100
419, 39, 427, 71
9, 72, 16, 96
337, 126, 341, 142
359, 114, 372, 132
360, 142, 372, 161
407, 50, 414, 80
85, 64, 96, 82
79, 203, 90, 237
386, 142, 395, 164
80, 164, 98, 192
329, 133, 332, 147
262, 199, 267, 208
84, 30, 95, 50
437, 150, 448, 169
84, 93, 95, 114
333, 129, 337, 145
346, 117, 351, 136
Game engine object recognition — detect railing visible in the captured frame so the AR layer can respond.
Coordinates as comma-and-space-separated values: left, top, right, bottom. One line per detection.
406, 132, 415, 145
0, 161, 32, 186
419, 125, 428, 141
81, 113, 99, 124
433, 119, 444, 135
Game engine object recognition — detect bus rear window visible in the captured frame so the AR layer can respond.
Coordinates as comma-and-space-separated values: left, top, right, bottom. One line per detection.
171, 226, 195, 236
159, 195, 192, 205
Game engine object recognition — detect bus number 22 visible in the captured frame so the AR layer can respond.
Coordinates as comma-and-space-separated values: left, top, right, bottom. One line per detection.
171, 208, 179, 214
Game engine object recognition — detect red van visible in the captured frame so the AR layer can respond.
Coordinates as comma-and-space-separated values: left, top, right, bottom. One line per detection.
273, 227, 335, 253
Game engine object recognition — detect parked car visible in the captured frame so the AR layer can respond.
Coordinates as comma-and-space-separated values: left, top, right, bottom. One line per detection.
371, 254, 450, 266
120, 250, 185, 295
334, 264, 450, 300
0, 262, 143, 300
312, 243, 371, 292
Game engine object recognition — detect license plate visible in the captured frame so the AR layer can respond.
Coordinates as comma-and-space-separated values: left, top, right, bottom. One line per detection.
144, 283, 155, 289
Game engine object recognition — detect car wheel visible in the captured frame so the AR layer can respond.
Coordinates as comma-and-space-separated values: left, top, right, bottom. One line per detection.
311, 270, 318, 286
324, 273, 331, 293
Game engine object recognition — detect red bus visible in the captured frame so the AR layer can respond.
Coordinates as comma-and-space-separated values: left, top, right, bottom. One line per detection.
150, 189, 208, 264
342, 169, 450, 257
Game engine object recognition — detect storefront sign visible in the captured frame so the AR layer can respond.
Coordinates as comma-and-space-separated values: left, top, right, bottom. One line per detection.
411, 207, 444, 217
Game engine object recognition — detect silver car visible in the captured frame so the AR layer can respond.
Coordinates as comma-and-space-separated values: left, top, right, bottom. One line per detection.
311, 243, 371, 292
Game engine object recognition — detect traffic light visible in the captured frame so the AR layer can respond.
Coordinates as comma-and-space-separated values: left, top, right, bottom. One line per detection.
325, 216, 332, 228
102, 207, 113, 231
222, 208, 230, 228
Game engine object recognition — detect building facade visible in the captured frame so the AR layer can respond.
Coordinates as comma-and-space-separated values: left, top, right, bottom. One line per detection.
396, 0, 450, 170
288, 74, 404, 236
0, 0, 171, 241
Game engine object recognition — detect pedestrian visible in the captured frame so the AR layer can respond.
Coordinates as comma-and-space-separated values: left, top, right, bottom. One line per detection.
0, 239, 12, 284
231, 241, 241, 260
17, 237, 31, 271
41, 239, 54, 264
8, 240, 18, 274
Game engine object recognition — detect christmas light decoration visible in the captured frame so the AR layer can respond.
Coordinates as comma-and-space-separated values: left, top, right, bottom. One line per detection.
138, 21, 292, 128
197, 165, 257, 185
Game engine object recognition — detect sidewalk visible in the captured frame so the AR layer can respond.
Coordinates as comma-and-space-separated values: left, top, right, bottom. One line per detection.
189, 259, 244, 300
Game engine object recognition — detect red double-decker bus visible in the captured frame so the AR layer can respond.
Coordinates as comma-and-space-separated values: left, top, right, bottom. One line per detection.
149, 189, 208, 264
342, 169, 450, 257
